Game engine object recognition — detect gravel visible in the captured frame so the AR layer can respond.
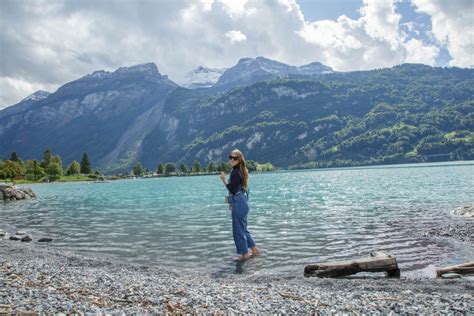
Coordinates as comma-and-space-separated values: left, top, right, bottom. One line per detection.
423, 222, 474, 243
422, 204, 474, 243
1, 241, 473, 314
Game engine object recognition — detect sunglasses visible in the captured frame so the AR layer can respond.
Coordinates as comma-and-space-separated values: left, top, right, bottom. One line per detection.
228, 155, 239, 161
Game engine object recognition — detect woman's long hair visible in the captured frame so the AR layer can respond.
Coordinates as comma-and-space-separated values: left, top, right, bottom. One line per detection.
231, 149, 249, 190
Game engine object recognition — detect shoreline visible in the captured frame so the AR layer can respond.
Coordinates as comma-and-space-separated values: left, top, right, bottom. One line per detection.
1, 241, 473, 314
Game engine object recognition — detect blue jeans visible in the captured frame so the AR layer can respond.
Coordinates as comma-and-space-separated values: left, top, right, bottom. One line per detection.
230, 192, 256, 254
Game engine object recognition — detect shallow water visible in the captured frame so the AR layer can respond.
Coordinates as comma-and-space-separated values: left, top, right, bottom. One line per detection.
1, 161, 473, 276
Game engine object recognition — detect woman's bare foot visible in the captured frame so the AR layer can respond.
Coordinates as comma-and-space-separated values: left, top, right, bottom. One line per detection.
233, 252, 253, 261
251, 246, 261, 256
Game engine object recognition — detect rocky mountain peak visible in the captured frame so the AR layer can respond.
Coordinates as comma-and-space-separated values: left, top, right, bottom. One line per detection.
20, 90, 50, 102
299, 62, 333, 74
114, 62, 161, 76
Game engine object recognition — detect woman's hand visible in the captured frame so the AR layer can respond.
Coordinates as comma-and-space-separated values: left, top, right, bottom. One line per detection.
219, 171, 227, 184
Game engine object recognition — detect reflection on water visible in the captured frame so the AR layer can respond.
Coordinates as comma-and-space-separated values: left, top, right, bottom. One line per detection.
1, 161, 473, 276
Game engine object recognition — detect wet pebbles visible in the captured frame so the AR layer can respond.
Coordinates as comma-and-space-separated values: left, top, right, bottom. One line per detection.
424, 222, 473, 243
422, 204, 474, 243
1, 230, 52, 244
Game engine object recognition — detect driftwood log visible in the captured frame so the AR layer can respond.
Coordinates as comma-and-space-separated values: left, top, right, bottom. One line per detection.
304, 251, 400, 278
436, 262, 474, 277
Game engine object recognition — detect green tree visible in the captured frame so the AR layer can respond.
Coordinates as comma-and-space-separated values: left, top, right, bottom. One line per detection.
218, 161, 230, 173
257, 163, 274, 172
25, 160, 35, 174
25, 160, 45, 180
32, 160, 45, 179
246, 160, 258, 172
132, 163, 144, 176
179, 163, 188, 173
66, 160, 81, 175
46, 162, 63, 180
157, 163, 165, 174
80, 152, 91, 174
207, 161, 217, 172
41, 149, 52, 169
0, 160, 25, 179
52, 155, 63, 172
192, 160, 201, 173
165, 163, 176, 175
10, 152, 19, 162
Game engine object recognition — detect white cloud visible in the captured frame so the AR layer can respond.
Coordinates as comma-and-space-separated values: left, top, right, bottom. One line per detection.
297, 0, 441, 71
404, 38, 439, 64
0, 77, 56, 107
220, 0, 249, 18
0, 0, 460, 110
225, 30, 247, 43
412, 0, 473, 67
360, 0, 403, 49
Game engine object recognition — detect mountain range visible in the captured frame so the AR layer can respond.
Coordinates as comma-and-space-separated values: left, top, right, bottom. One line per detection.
1, 57, 472, 173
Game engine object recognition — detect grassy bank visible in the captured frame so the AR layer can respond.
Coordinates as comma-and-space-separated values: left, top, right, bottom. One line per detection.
3, 175, 100, 184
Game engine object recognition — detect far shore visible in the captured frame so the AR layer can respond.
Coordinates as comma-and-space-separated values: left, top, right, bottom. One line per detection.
4, 159, 473, 186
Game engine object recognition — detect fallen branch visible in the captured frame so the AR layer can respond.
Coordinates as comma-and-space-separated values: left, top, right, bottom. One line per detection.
436, 262, 474, 277
305, 252, 400, 278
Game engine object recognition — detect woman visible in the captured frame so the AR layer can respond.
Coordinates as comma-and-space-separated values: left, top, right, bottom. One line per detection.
220, 149, 260, 261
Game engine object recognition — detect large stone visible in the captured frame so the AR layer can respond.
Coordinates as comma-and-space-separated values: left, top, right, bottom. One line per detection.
14, 190, 25, 199
16, 231, 26, 236
24, 188, 36, 198
9, 236, 20, 241
3, 188, 14, 198
0, 230, 6, 237
441, 273, 462, 279
38, 237, 53, 242
452, 205, 474, 218
0, 185, 36, 201
21, 235, 32, 242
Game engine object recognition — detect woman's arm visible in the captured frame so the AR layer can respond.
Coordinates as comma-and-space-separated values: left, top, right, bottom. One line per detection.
220, 171, 228, 187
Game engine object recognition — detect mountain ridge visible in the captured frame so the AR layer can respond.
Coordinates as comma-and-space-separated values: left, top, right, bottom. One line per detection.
213, 56, 333, 91
1, 60, 472, 173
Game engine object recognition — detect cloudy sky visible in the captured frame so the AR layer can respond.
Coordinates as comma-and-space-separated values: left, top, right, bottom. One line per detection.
0, 0, 472, 109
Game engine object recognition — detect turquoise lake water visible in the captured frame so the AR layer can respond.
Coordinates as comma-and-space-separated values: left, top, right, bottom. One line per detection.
1, 161, 473, 276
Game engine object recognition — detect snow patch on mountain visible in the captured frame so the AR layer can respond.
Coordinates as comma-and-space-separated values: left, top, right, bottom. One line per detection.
181, 66, 227, 89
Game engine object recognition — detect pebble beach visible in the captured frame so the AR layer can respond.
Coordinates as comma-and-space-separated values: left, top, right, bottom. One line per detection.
1, 235, 473, 314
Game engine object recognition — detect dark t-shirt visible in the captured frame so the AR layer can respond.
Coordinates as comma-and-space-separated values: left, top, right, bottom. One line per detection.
226, 166, 243, 194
